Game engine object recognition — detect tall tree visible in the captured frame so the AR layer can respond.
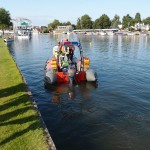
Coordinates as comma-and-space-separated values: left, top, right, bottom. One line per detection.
76, 18, 81, 29
71, 24, 76, 30
48, 19, 61, 30
92, 18, 100, 29
0, 8, 11, 30
122, 14, 133, 29
93, 14, 111, 29
135, 12, 141, 23
143, 17, 150, 25
111, 15, 121, 28
80, 14, 92, 29
62, 21, 71, 26
99, 14, 111, 29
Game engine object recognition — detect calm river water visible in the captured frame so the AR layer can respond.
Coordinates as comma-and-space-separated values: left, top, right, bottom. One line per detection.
8, 34, 150, 150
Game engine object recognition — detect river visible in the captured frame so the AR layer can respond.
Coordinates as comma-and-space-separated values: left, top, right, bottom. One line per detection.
8, 33, 150, 150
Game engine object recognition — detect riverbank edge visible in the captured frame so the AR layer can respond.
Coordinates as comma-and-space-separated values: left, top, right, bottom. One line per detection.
0, 39, 56, 150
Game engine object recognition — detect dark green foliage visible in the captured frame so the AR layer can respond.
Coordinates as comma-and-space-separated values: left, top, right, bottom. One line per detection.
111, 15, 121, 29
48, 20, 72, 30
80, 14, 92, 29
93, 14, 111, 29
48, 19, 61, 30
135, 12, 141, 23
143, 17, 150, 25
92, 18, 100, 29
0, 8, 11, 29
71, 24, 76, 30
76, 18, 81, 29
99, 14, 111, 29
62, 21, 71, 26
122, 14, 133, 29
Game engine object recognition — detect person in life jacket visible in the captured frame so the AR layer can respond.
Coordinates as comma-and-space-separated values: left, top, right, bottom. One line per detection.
65, 45, 75, 61
58, 45, 66, 68
53, 42, 60, 59
68, 45, 75, 61
65, 47, 70, 61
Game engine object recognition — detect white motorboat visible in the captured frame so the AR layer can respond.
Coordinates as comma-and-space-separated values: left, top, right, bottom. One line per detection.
99, 31, 106, 36
107, 31, 114, 36
127, 32, 135, 36
12, 17, 32, 39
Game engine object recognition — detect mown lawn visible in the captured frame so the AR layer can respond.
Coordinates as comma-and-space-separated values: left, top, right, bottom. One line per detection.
0, 39, 51, 150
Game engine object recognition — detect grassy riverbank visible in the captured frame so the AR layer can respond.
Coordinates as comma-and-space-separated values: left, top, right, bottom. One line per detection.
0, 39, 50, 150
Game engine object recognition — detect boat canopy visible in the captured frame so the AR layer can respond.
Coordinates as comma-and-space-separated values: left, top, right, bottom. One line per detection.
21, 22, 28, 25
60, 41, 82, 49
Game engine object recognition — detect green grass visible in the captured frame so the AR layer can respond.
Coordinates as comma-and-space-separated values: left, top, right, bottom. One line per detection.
0, 39, 51, 150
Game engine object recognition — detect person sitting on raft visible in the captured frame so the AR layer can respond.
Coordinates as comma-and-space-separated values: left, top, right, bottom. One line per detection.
64, 45, 75, 62
53, 42, 60, 59
68, 45, 75, 61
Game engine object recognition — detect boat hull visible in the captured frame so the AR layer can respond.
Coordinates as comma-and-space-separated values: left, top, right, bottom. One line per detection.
45, 66, 97, 85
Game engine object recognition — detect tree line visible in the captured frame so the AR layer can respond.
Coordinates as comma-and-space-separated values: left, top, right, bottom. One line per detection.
1, 7, 150, 31
48, 13, 150, 31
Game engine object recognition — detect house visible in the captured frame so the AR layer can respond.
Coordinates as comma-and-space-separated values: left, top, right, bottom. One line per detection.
131, 23, 149, 31
54, 25, 73, 34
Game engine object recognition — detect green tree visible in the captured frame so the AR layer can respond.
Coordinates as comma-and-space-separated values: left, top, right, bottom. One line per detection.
143, 17, 150, 25
111, 15, 121, 28
0, 8, 11, 30
48, 19, 61, 30
76, 18, 81, 29
122, 14, 134, 29
62, 21, 71, 26
93, 14, 111, 29
80, 14, 92, 29
99, 14, 111, 29
135, 12, 141, 23
92, 18, 100, 29
71, 24, 76, 30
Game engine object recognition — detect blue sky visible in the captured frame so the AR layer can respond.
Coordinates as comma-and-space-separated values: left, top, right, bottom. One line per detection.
1, 0, 150, 26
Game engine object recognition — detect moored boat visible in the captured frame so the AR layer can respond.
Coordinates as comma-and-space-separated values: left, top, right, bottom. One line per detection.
4, 37, 14, 43
99, 31, 106, 36
44, 39, 97, 86
107, 31, 114, 36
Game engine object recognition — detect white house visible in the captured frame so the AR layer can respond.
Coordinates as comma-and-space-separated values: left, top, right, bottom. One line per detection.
131, 23, 149, 31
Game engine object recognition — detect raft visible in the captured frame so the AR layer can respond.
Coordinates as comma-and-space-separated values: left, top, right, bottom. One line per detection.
44, 40, 97, 85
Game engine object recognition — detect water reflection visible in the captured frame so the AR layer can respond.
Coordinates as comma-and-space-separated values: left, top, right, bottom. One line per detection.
46, 82, 97, 119
51, 84, 76, 103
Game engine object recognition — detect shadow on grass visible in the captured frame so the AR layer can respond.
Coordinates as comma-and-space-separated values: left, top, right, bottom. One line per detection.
0, 93, 44, 146
0, 106, 32, 122
0, 94, 30, 112
0, 115, 39, 126
0, 93, 34, 122
0, 121, 42, 146
0, 83, 26, 99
